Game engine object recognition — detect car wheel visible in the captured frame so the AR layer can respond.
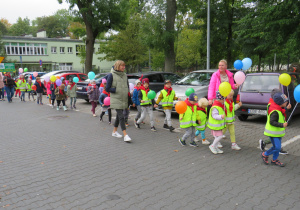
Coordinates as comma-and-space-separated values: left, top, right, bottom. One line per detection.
238, 114, 248, 121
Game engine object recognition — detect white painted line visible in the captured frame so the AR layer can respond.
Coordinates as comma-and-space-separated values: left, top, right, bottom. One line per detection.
282, 135, 300, 147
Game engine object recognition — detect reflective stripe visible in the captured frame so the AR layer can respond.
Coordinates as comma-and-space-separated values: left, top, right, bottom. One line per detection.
180, 121, 196, 125
143, 100, 151, 103
208, 122, 226, 128
161, 102, 173, 105
196, 124, 206, 129
225, 117, 235, 121
264, 129, 285, 135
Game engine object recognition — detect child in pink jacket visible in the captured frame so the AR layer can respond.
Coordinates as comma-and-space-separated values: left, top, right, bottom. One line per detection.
46, 82, 52, 105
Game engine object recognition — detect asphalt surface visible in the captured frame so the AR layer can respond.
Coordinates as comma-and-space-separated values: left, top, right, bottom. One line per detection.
1, 96, 300, 210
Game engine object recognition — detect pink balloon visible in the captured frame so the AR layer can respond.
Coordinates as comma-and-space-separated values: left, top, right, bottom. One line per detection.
102, 78, 107, 84
33, 72, 38, 77
19, 68, 23, 73
104, 97, 110, 106
234, 71, 246, 85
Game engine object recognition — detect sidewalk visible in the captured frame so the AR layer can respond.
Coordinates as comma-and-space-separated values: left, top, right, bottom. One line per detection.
0, 98, 300, 209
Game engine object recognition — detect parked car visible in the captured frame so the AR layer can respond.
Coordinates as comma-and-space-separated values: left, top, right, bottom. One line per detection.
39, 70, 79, 84
236, 72, 300, 121
23, 72, 46, 81
76, 73, 109, 101
155, 69, 237, 112
55, 72, 88, 82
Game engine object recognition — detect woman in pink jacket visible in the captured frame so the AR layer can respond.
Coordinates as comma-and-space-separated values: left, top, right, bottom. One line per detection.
208, 60, 239, 105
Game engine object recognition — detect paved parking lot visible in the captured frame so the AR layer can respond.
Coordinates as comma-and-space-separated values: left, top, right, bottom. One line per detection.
1, 96, 300, 209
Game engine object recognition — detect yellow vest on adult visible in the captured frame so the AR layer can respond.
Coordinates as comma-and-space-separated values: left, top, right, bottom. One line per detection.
207, 106, 226, 130
161, 89, 175, 107
196, 108, 207, 131
225, 101, 235, 123
140, 89, 152, 105
264, 110, 286, 137
180, 104, 197, 128
18, 79, 27, 91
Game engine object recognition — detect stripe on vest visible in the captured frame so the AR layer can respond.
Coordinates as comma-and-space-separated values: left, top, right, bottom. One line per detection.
143, 100, 151, 103
226, 117, 235, 121
208, 122, 226, 127
196, 124, 206, 129
161, 102, 173, 105
180, 121, 197, 125
264, 129, 285, 135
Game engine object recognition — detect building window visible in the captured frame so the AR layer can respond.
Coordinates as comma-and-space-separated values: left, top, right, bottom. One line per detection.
51, 47, 57, 53
4, 42, 47, 55
59, 63, 73, 71
68, 47, 72, 53
60, 47, 65, 53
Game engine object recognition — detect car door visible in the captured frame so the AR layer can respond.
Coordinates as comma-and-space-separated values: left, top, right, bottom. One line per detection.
146, 73, 164, 93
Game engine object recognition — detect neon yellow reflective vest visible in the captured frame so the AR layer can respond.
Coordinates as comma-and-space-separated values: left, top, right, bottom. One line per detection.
207, 106, 226, 130
196, 108, 207, 131
18, 79, 27, 91
264, 110, 286, 137
27, 83, 33, 91
140, 89, 152, 105
225, 101, 235, 123
161, 89, 175, 107
180, 104, 197, 128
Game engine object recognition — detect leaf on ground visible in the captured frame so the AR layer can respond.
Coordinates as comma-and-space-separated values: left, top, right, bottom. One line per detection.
174, 150, 179, 152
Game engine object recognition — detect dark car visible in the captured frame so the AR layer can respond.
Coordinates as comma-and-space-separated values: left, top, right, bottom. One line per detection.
76, 73, 109, 101
236, 72, 300, 121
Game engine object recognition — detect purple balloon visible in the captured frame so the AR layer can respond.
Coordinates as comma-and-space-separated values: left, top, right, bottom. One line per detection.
129, 83, 134, 91
56, 79, 62, 86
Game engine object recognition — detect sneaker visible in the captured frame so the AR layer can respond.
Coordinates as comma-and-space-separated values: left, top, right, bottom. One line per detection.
163, 124, 169, 129
57, 106, 59, 111
259, 139, 266, 151
271, 159, 285, 167
151, 126, 157, 132
279, 149, 288, 155
108, 122, 111, 125
179, 138, 186, 146
217, 142, 223, 148
216, 147, 224, 154
222, 135, 226, 139
261, 152, 269, 165
73, 105, 76, 109
232, 143, 241, 150
169, 126, 175, 132
194, 137, 199, 142
189, 141, 198, 147
93, 114, 96, 117
112, 132, 122, 138
135, 122, 140, 129
202, 139, 210, 145
209, 145, 218, 154
125, 122, 129, 127
124, 135, 132, 142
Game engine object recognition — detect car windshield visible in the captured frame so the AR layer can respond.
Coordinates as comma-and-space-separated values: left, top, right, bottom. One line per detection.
241, 75, 280, 92
176, 72, 212, 86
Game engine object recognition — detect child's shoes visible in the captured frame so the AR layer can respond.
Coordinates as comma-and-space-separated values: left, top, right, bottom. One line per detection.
231, 143, 241, 150
202, 139, 210, 145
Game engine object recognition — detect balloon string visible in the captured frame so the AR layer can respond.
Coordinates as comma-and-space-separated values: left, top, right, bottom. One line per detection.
287, 102, 298, 123
287, 85, 291, 104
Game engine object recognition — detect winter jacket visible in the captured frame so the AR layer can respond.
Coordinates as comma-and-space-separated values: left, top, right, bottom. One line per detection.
46, 82, 52, 95
99, 92, 109, 106
55, 87, 67, 100
34, 81, 46, 93
67, 84, 77, 97
87, 85, 100, 102
3, 76, 16, 88
50, 84, 56, 100
132, 88, 140, 106
208, 69, 235, 100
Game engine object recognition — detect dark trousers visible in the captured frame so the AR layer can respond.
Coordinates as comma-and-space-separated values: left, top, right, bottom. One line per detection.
114, 109, 126, 131
57, 100, 65, 106
52, 99, 55, 106
100, 109, 112, 122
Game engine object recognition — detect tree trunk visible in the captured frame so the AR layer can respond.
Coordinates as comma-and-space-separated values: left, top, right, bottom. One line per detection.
226, 0, 234, 67
164, 0, 177, 73
85, 22, 95, 74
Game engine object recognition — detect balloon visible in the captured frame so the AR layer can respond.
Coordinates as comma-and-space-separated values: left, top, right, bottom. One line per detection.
31, 85, 37, 91
33, 72, 38, 77
294, 85, 300, 103
61, 77, 64, 81
185, 88, 195, 97
175, 101, 187, 114
73, 77, 79, 83
50, 75, 57, 82
56, 75, 60, 79
104, 97, 110, 106
88, 71, 96, 80
19, 68, 23, 73
44, 76, 50, 82
56, 79, 62, 86
102, 78, 107, 84
242, 58, 252, 70
24, 68, 28, 72
234, 60, 243, 70
219, 82, 232, 97
129, 83, 134, 91
279, 73, 291, 86
234, 71, 246, 85
147, 90, 156, 99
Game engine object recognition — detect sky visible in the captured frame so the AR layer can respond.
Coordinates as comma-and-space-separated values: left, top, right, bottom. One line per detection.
1, 0, 71, 24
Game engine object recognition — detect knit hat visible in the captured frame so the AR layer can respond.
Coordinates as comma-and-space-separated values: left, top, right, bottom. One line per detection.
164, 80, 171, 84
135, 79, 141, 85
102, 78, 107, 84
216, 90, 225, 100
271, 88, 282, 99
142, 78, 149, 84
188, 93, 198, 101
273, 93, 288, 105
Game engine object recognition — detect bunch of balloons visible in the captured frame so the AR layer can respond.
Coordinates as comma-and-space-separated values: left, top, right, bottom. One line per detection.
233, 58, 252, 71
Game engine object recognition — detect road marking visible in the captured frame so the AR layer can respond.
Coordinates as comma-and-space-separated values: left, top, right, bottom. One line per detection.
282, 135, 300, 147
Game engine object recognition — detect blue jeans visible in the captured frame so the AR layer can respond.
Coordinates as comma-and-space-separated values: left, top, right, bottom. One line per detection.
195, 130, 206, 140
20, 91, 26, 101
4, 86, 14, 102
265, 137, 281, 160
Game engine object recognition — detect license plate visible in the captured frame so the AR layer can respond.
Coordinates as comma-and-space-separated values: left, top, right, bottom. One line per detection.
77, 87, 83, 90
248, 109, 267, 115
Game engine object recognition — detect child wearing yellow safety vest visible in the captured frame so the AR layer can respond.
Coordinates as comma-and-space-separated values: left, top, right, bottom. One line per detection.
135, 78, 158, 131
155, 80, 179, 132
179, 93, 201, 147
27, 79, 35, 101
222, 89, 242, 150
17, 75, 27, 102
261, 92, 289, 167
208, 91, 226, 154
194, 98, 210, 145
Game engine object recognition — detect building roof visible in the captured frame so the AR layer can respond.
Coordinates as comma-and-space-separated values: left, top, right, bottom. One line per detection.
3, 36, 104, 43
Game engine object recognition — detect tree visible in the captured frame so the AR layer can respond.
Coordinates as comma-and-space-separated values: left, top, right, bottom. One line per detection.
33, 16, 67, 38
68, 22, 86, 39
58, 0, 128, 74
8, 17, 32, 36
0, 18, 11, 35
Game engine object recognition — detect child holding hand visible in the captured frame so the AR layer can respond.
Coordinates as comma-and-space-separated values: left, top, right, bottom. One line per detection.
99, 82, 112, 124
55, 84, 67, 111
67, 79, 77, 109
34, 77, 46, 105
195, 98, 210, 145
27, 79, 35, 101
132, 79, 142, 124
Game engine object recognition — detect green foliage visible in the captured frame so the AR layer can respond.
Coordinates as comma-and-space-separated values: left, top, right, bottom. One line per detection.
8, 18, 32, 36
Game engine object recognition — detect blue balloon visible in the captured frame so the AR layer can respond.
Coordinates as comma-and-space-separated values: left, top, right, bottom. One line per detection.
73, 77, 79, 83
234, 60, 243, 70
294, 85, 300, 103
242, 58, 252, 70
88, 71, 95, 80
61, 77, 64, 80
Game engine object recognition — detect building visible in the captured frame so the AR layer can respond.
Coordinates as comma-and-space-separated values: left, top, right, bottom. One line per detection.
2, 31, 114, 73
